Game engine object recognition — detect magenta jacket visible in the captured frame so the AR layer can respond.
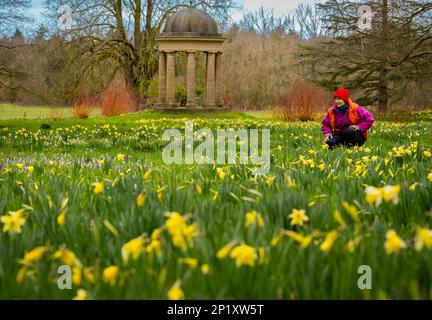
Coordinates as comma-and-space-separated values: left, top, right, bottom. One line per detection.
321, 105, 375, 136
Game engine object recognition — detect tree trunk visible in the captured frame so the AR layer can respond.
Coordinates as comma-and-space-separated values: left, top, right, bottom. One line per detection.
378, 68, 388, 112
378, 0, 389, 112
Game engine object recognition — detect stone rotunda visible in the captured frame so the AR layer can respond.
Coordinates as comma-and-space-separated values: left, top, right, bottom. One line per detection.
155, 5, 227, 110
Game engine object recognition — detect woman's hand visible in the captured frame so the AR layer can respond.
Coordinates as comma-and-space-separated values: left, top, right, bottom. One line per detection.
324, 133, 333, 142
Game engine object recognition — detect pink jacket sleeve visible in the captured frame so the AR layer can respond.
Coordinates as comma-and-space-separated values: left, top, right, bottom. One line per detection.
321, 112, 332, 136
357, 106, 375, 132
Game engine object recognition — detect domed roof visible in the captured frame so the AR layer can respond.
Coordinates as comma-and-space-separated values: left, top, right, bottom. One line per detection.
162, 6, 220, 36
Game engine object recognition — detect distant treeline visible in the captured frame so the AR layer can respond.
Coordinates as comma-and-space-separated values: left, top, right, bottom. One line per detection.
1, 1, 431, 111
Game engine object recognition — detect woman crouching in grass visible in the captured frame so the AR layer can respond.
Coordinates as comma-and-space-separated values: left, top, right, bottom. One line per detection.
322, 87, 375, 149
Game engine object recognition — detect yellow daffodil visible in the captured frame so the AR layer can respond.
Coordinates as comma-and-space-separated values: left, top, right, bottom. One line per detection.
216, 241, 237, 259
201, 264, 210, 275
157, 187, 165, 203
178, 258, 198, 269
216, 168, 226, 179
333, 210, 346, 228
122, 236, 145, 263
409, 183, 418, 191
16, 266, 27, 283
116, 153, 126, 161
72, 267, 82, 285
52, 246, 82, 267
146, 239, 161, 255
245, 210, 264, 228
258, 247, 268, 265
365, 186, 382, 206
265, 176, 276, 186
73, 289, 89, 300
164, 212, 199, 250
151, 227, 163, 241
136, 192, 145, 207
346, 237, 361, 253
92, 182, 104, 194
230, 244, 257, 267
57, 211, 66, 225
385, 230, 407, 254
381, 185, 401, 205
143, 168, 152, 180
415, 228, 432, 251
26, 166, 34, 174
288, 208, 309, 226
1, 209, 26, 234
84, 267, 96, 283
342, 202, 359, 222
282, 230, 312, 248
271, 233, 283, 246
193, 184, 202, 195
428, 173, 432, 182
167, 280, 184, 300
355, 164, 366, 176
20, 246, 49, 265
320, 230, 338, 253
103, 265, 119, 286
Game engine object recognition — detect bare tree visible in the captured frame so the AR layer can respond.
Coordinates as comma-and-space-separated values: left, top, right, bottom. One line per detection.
301, 0, 432, 111
0, 0, 31, 89
0, 0, 31, 35
239, 7, 295, 35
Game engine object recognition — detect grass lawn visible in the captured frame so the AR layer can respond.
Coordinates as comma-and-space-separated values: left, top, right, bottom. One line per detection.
0, 104, 431, 299
0, 104, 101, 120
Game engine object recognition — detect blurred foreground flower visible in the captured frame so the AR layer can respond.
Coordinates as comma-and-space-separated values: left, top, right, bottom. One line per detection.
165, 212, 199, 250
92, 182, 104, 194
415, 228, 432, 251
1, 208, 26, 234
103, 265, 119, 286
245, 210, 264, 228
230, 244, 257, 267
385, 230, 406, 254
168, 280, 184, 300
365, 185, 400, 206
122, 236, 146, 263
52, 246, 82, 267
73, 289, 89, 300
136, 192, 145, 207
320, 230, 338, 253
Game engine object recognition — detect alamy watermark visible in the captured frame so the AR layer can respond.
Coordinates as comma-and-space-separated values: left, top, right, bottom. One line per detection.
358, 5, 373, 30
58, 5, 73, 30
162, 121, 271, 175
357, 265, 372, 290
57, 265, 72, 290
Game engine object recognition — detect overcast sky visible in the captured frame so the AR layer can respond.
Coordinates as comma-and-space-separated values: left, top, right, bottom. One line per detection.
29, 0, 321, 25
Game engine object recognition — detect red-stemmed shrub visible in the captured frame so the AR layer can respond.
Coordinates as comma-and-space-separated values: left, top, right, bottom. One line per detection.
101, 81, 137, 116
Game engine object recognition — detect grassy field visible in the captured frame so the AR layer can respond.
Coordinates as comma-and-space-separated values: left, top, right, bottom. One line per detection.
0, 104, 100, 120
0, 105, 431, 299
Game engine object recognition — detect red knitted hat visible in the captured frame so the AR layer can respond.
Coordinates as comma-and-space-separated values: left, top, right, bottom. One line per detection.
333, 87, 350, 103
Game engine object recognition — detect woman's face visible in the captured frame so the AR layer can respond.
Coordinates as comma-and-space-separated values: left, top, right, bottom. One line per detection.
334, 97, 345, 107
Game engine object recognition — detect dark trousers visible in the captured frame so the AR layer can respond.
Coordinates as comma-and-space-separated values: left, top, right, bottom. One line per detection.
326, 127, 366, 149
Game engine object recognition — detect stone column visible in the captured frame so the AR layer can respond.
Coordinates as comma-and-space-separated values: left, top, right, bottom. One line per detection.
158, 51, 166, 105
206, 52, 216, 108
166, 51, 175, 106
215, 52, 224, 107
186, 51, 196, 108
